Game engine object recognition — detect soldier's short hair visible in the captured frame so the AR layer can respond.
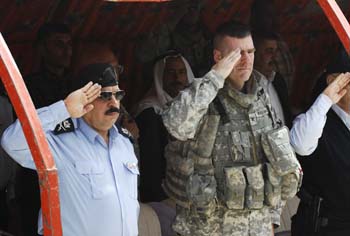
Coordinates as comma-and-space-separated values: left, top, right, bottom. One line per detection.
214, 21, 251, 50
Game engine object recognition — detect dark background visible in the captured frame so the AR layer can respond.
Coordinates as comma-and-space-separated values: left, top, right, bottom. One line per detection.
0, 0, 349, 112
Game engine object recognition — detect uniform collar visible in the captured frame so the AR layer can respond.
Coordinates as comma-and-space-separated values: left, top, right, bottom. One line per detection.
109, 126, 119, 142
222, 71, 264, 108
77, 118, 119, 144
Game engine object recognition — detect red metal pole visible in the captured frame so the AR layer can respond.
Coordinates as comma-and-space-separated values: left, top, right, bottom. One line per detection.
0, 33, 62, 236
317, 0, 350, 55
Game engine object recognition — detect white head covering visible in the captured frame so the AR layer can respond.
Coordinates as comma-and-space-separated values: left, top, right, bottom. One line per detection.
135, 54, 194, 116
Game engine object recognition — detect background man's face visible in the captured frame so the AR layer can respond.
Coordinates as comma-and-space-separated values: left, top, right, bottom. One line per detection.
163, 56, 189, 97
73, 46, 122, 78
254, 39, 278, 79
181, 5, 201, 27
217, 35, 255, 90
42, 32, 72, 68
89, 50, 122, 78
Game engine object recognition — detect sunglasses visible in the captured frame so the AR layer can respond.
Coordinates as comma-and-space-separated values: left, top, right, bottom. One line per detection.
99, 90, 125, 101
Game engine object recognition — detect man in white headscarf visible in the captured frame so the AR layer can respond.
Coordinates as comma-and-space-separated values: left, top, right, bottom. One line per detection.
136, 52, 194, 117
135, 52, 194, 236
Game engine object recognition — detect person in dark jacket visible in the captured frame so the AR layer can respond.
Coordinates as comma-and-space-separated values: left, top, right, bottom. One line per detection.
291, 47, 350, 236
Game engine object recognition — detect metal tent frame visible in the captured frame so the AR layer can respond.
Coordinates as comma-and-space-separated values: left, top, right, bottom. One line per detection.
0, 0, 348, 235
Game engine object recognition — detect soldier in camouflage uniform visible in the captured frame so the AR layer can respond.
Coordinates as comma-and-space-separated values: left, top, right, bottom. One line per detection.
161, 22, 302, 236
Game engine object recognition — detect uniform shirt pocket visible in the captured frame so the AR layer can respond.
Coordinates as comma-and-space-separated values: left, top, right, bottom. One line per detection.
75, 161, 105, 199
123, 162, 139, 199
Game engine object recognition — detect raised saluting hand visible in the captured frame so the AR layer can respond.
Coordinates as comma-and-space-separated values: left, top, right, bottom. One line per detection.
64, 82, 101, 118
323, 72, 350, 104
212, 48, 241, 79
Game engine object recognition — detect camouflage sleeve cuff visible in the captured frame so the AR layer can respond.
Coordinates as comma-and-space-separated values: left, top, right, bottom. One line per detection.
270, 209, 281, 226
269, 200, 285, 226
205, 70, 225, 90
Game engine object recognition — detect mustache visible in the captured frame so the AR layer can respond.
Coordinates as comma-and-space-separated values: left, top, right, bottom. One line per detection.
105, 107, 122, 115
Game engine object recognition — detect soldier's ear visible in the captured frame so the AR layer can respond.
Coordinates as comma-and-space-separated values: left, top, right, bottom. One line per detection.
213, 49, 222, 63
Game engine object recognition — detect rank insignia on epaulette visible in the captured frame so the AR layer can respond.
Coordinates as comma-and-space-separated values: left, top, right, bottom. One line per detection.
54, 118, 75, 135
117, 126, 134, 143
121, 127, 131, 136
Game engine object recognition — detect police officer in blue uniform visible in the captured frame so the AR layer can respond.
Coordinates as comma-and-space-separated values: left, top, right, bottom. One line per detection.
1, 63, 139, 236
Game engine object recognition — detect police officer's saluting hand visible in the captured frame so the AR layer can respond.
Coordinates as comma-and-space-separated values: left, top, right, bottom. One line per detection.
64, 82, 101, 118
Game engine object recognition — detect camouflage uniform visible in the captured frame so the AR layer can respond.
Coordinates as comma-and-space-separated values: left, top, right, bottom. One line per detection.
162, 70, 301, 236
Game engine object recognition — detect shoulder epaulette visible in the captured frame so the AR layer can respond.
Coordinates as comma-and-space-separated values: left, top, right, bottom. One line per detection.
53, 118, 75, 135
117, 125, 134, 143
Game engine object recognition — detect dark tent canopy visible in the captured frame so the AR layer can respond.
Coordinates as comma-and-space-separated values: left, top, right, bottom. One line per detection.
0, 0, 349, 110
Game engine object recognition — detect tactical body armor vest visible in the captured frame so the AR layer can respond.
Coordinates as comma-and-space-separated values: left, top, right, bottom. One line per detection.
213, 79, 277, 210
163, 72, 301, 234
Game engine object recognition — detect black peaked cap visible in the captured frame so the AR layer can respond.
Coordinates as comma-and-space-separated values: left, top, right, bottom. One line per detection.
72, 63, 118, 90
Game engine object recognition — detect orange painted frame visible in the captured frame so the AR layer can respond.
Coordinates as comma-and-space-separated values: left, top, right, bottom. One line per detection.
317, 0, 350, 55
0, 33, 62, 236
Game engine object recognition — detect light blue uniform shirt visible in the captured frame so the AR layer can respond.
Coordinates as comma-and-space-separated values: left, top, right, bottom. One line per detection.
1, 101, 139, 236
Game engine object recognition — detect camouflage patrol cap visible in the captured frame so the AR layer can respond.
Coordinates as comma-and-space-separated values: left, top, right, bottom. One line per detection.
72, 63, 118, 90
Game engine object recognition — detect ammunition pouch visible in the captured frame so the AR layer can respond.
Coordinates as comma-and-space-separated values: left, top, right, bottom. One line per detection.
281, 169, 300, 200
187, 174, 217, 217
264, 163, 282, 207
261, 126, 300, 176
244, 165, 264, 209
261, 126, 301, 200
222, 165, 273, 210
223, 166, 246, 210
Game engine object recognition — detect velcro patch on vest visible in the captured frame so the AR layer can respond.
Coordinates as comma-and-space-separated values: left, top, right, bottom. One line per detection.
53, 118, 75, 135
